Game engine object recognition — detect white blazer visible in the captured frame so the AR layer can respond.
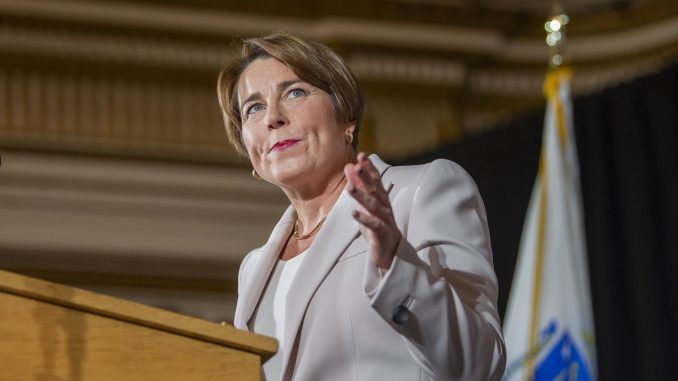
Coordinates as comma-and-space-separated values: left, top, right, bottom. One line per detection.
234, 155, 506, 381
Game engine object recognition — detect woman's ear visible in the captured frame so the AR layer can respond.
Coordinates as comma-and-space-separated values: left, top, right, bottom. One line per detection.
343, 122, 356, 135
343, 123, 356, 146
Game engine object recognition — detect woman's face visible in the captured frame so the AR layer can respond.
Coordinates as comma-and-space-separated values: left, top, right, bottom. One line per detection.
237, 57, 353, 188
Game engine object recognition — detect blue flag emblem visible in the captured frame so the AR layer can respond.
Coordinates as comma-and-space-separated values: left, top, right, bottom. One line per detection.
536, 329, 592, 381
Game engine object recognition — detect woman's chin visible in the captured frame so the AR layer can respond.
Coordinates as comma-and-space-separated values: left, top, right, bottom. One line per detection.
265, 160, 310, 186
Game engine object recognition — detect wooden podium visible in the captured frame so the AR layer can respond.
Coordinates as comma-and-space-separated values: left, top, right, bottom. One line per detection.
0, 268, 276, 380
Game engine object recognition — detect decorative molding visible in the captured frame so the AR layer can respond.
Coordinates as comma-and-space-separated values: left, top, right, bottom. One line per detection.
0, 31, 673, 160
568, 16, 678, 60
0, 47, 673, 160
0, 0, 499, 54
1, 0, 677, 63
0, 24, 227, 70
470, 71, 544, 96
504, 15, 678, 62
349, 54, 466, 86
390, 0, 648, 15
469, 55, 673, 97
0, 150, 287, 264
0, 67, 236, 160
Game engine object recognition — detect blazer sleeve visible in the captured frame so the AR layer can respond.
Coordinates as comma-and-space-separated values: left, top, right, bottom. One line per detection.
363, 159, 506, 381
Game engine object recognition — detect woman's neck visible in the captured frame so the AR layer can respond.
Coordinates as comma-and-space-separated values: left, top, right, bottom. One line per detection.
282, 147, 355, 233
284, 168, 347, 234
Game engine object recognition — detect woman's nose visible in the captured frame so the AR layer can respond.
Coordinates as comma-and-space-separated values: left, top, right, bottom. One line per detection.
264, 103, 288, 129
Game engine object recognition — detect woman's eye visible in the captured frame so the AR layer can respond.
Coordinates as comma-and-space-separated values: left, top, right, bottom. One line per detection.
246, 104, 263, 115
288, 88, 306, 99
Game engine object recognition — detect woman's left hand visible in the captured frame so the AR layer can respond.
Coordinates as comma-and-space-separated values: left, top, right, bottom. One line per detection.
345, 152, 401, 270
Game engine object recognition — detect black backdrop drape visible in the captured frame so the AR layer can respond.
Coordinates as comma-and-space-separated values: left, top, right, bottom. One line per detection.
402, 63, 678, 380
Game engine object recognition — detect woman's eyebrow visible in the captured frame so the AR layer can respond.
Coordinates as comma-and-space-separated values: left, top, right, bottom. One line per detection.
240, 92, 262, 110
277, 80, 304, 92
240, 80, 304, 110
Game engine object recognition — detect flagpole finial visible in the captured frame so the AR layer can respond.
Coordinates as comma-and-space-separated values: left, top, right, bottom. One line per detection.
545, 2, 569, 69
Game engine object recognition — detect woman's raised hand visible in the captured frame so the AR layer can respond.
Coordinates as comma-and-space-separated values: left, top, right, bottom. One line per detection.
345, 152, 401, 270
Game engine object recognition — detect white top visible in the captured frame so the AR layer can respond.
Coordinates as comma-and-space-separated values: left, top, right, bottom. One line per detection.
251, 249, 308, 381
273, 250, 307, 345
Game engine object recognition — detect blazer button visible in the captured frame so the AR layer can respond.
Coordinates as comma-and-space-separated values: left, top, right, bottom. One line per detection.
392, 295, 413, 325
392, 305, 410, 325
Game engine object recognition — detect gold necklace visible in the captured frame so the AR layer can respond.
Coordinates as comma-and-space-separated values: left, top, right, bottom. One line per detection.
293, 215, 327, 240
291, 173, 345, 240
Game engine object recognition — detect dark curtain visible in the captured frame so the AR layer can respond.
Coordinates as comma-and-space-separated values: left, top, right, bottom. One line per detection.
401, 63, 678, 381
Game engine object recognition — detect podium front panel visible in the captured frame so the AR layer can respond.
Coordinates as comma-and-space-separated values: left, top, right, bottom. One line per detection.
0, 291, 261, 381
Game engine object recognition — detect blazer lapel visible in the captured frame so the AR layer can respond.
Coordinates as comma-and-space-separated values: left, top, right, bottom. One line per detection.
280, 154, 392, 378
368, 154, 390, 179
233, 205, 296, 330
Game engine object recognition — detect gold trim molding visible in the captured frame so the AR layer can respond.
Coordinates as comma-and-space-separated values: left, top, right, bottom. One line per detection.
1, 0, 677, 62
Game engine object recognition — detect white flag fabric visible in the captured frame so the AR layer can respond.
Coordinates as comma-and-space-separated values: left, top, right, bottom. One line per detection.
502, 69, 597, 381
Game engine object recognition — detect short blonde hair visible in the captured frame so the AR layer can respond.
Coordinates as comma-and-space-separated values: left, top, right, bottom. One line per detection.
217, 32, 363, 157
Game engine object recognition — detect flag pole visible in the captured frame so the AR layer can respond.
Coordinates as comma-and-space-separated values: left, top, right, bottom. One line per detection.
525, 4, 571, 380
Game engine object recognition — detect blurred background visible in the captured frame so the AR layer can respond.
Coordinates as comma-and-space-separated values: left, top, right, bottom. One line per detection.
0, 0, 676, 379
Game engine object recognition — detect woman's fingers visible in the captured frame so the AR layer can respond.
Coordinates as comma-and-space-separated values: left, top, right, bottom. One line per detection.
359, 159, 391, 206
356, 154, 382, 194
345, 162, 368, 190
347, 153, 400, 270
352, 201, 400, 270
358, 153, 381, 182
346, 154, 390, 207
348, 182, 389, 220
346, 158, 391, 219
352, 209, 383, 230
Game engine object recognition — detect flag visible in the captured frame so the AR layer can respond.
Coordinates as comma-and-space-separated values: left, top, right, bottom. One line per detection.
501, 68, 597, 381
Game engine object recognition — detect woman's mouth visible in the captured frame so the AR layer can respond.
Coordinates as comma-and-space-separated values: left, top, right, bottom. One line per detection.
269, 139, 300, 153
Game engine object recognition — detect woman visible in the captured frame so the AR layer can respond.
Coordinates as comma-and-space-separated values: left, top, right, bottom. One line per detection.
217, 32, 506, 381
